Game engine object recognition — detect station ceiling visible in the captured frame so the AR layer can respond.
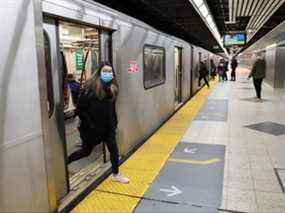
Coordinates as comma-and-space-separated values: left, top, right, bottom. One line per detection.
95, 0, 223, 53
95, 0, 285, 54
208, 0, 285, 53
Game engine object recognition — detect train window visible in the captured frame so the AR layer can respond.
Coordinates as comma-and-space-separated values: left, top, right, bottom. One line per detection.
143, 45, 166, 89
43, 30, 55, 118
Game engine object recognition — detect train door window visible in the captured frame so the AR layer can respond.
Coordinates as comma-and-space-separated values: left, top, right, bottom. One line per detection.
44, 30, 54, 117
174, 47, 182, 108
58, 21, 105, 185
100, 31, 112, 63
143, 45, 166, 89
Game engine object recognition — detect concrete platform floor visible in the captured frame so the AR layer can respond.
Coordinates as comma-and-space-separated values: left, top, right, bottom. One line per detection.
182, 68, 285, 212
73, 68, 285, 213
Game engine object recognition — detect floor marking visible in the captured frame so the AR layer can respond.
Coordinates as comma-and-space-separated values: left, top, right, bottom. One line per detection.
160, 186, 182, 197
183, 147, 197, 154
98, 188, 250, 213
72, 80, 218, 212
169, 158, 221, 165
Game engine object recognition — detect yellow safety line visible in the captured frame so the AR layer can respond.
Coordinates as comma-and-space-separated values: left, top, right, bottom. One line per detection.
168, 158, 221, 165
72, 80, 217, 213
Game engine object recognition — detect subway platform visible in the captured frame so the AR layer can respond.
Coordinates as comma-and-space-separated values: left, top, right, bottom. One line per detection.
73, 68, 285, 213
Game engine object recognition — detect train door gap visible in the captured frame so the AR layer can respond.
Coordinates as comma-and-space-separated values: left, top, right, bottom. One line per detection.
174, 47, 183, 109
43, 17, 113, 204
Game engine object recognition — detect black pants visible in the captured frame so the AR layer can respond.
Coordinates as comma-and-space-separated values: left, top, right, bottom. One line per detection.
231, 68, 236, 81
253, 78, 263, 99
198, 76, 209, 87
223, 71, 228, 81
68, 129, 119, 174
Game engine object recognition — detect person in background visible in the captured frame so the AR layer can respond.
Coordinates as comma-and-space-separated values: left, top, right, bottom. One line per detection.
248, 52, 266, 102
210, 59, 216, 80
67, 74, 80, 106
68, 62, 130, 184
230, 57, 238, 81
223, 60, 229, 81
217, 59, 225, 82
198, 61, 210, 88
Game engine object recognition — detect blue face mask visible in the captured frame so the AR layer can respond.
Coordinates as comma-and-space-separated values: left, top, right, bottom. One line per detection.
101, 72, 114, 83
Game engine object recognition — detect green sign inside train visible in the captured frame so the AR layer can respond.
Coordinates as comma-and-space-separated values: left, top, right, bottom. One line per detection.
75, 49, 84, 71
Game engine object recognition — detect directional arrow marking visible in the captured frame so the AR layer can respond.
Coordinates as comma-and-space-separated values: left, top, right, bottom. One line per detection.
169, 158, 221, 165
160, 186, 182, 197
184, 147, 197, 154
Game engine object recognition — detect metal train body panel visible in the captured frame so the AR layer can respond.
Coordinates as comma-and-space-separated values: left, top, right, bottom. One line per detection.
0, 0, 50, 212
1, 0, 221, 211
42, 0, 209, 156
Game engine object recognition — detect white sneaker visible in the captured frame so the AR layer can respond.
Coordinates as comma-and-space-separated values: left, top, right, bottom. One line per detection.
112, 173, 130, 184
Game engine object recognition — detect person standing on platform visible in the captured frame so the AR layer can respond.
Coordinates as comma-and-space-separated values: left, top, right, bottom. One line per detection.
198, 61, 210, 88
217, 59, 225, 82
230, 57, 238, 81
68, 62, 130, 184
248, 52, 266, 102
223, 60, 229, 81
210, 59, 216, 80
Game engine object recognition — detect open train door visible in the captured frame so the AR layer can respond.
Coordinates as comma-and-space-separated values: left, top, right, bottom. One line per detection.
174, 47, 183, 108
43, 17, 69, 204
43, 16, 116, 207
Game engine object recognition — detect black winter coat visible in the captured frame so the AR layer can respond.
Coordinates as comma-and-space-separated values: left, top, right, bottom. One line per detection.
77, 87, 118, 141
231, 59, 238, 69
199, 63, 208, 77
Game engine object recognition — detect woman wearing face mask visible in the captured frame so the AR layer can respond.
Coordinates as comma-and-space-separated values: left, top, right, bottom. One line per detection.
68, 62, 129, 184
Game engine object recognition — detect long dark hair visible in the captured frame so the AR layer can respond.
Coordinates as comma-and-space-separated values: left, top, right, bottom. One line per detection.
85, 62, 119, 100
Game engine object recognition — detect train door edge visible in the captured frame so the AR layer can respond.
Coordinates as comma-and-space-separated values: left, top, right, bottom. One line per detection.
190, 46, 194, 97
43, 17, 69, 204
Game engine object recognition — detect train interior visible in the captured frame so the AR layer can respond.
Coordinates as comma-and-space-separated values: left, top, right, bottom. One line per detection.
60, 21, 106, 186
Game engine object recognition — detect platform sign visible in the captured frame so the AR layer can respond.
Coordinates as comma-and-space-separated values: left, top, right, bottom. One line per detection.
223, 33, 246, 47
75, 49, 84, 72
128, 60, 139, 73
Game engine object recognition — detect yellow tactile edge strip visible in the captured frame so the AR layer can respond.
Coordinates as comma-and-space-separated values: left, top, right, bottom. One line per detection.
72, 80, 217, 213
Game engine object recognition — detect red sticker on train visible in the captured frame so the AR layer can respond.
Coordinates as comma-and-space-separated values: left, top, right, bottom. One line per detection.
128, 60, 139, 73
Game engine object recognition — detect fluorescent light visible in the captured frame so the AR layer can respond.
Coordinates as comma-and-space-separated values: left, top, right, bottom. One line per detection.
199, 4, 208, 17
206, 15, 213, 24
208, 21, 215, 29
192, 0, 204, 7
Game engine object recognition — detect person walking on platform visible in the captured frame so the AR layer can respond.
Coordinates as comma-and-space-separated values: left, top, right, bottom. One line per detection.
248, 52, 266, 101
217, 59, 225, 82
210, 59, 216, 80
198, 61, 210, 88
68, 62, 129, 184
230, 57, 238, 81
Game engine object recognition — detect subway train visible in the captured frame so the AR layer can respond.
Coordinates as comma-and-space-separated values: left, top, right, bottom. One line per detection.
1, 0, 221, 212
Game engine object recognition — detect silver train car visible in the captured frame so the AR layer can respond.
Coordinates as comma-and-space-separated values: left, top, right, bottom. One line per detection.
0, 0, 220, 212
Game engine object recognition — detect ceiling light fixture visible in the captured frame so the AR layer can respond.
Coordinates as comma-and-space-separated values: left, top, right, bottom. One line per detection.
199, 4, 208, 17
189, 0, 228, 56
192, 0, 203, 7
